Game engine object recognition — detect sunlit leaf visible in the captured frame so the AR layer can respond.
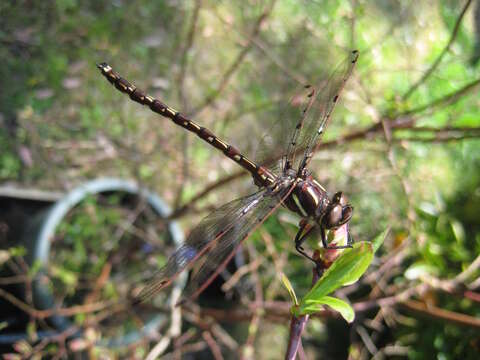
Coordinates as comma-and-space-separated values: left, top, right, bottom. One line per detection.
299, 241, 373, 315
372, 228, 389, 254
303, 296, 355, 323
281, 273, 298, 306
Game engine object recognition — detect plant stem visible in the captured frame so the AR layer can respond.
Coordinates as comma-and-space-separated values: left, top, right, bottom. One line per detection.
285, 314, 309, 360
285, 263, 323, 359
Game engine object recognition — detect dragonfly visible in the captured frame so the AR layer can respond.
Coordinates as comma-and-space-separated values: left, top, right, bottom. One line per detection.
97, 49, 359, 304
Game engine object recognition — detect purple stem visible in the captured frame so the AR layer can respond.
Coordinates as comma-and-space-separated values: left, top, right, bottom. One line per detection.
285, 265, 323, 359
285, 314, 309, 359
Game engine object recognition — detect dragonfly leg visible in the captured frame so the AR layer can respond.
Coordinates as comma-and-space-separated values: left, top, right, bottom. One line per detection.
347, 229, 354, 246
295, 221, 317, 263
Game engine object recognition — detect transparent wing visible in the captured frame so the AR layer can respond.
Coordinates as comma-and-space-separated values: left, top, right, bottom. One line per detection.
252, 50, 358, 175
252, 84, 317, 174
296, 50, 359, 172
134, 183, 292, 304
179, 183, 293, 303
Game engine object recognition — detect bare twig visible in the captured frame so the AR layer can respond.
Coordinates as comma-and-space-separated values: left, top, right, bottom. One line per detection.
209, 323, 239, 352
401, 77, 480, 116
190, 0, 277, 116
396, 131, 480, 143
251, 37, 308, 84
241, 244, 264, 360
202, 331, 224, 360
214, 11, 307, 84
174, 0, 202, 208
285, 314, 309, 360
285, 267, 322, 360
400, 299, 480, 329
0, 274, 28, 285
349, 0, 357, 50
221, 257, 263, 293
177, 0, 202, 101
402, 0, 474, 100
455, 254, 480, 284
356, 325, 378, 356
0, 287, 116, 319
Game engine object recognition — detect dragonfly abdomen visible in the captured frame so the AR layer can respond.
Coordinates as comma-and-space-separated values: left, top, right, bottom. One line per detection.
97, 62, 276, 188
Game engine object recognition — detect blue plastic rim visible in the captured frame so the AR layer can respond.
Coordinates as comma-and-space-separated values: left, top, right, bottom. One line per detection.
25, 178, 186, 347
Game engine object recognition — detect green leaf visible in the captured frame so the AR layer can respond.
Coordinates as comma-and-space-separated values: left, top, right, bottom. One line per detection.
372, 228, 389, 254
312, 296, 355, 322
26, 321, 38, 342
316, 296, 354, 323
294, 296, 355, 323
49, 264, 78, 286
9, 246, 27, 258
280, 273, 298, 306
300, 242, 373, 311
405, 262, 437, 280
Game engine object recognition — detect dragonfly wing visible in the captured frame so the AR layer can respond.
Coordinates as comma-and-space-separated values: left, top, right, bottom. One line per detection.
253, 84, 316, 174
254, 50, 358, 175
179, 183, 293, 303
295, 50, 359, 172
134, 184, 292, 304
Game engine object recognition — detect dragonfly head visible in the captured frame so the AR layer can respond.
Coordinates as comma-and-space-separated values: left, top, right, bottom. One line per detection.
321, 192, 353, 230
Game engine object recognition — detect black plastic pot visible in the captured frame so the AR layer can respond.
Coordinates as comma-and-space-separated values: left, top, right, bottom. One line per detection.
13, 178, 185, 348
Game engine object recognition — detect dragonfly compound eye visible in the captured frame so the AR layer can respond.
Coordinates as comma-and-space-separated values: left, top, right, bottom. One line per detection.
325, 204, 343, 228
340, 205, 354, 225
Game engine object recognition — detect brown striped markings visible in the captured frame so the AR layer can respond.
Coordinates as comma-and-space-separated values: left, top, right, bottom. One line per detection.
97, 63, 276, 188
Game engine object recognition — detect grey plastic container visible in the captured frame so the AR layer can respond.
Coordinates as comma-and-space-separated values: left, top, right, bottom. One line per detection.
21, 178, 186, 347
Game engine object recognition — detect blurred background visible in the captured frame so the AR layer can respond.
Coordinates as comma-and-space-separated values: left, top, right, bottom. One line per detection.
0, 0, 479, 358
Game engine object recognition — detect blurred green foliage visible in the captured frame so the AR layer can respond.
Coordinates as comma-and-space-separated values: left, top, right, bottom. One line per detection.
1, 0, 479, 358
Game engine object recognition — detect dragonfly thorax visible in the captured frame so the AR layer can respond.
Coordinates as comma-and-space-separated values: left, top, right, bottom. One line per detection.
285, 177, 329, 218
285, 177, 353, 229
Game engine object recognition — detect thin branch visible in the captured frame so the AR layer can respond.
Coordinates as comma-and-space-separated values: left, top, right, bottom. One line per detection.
202, 331, 224, 360
349, 0, 357, 50
214, 10, 307, 84
0, 274, 28, 285
402, 0, 474, 100
190, 0, 277, 116
400, 77, 480, 117
285, 267, 322, 360
395, 132, 480, 143
400, 299, 480, 329
241, 244, 264, 360
215, 8, 308, 85
0, 287, 117, 319
285, 314, 309, 360
221, 257, 263, 293
177, 0, 202, 101
251, 36, 308, 84
393, 124, 480, 143
356, 325, 378, 356
174, 0, 202, 208
455, 254, 480, 284
169, 171, 245, 219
